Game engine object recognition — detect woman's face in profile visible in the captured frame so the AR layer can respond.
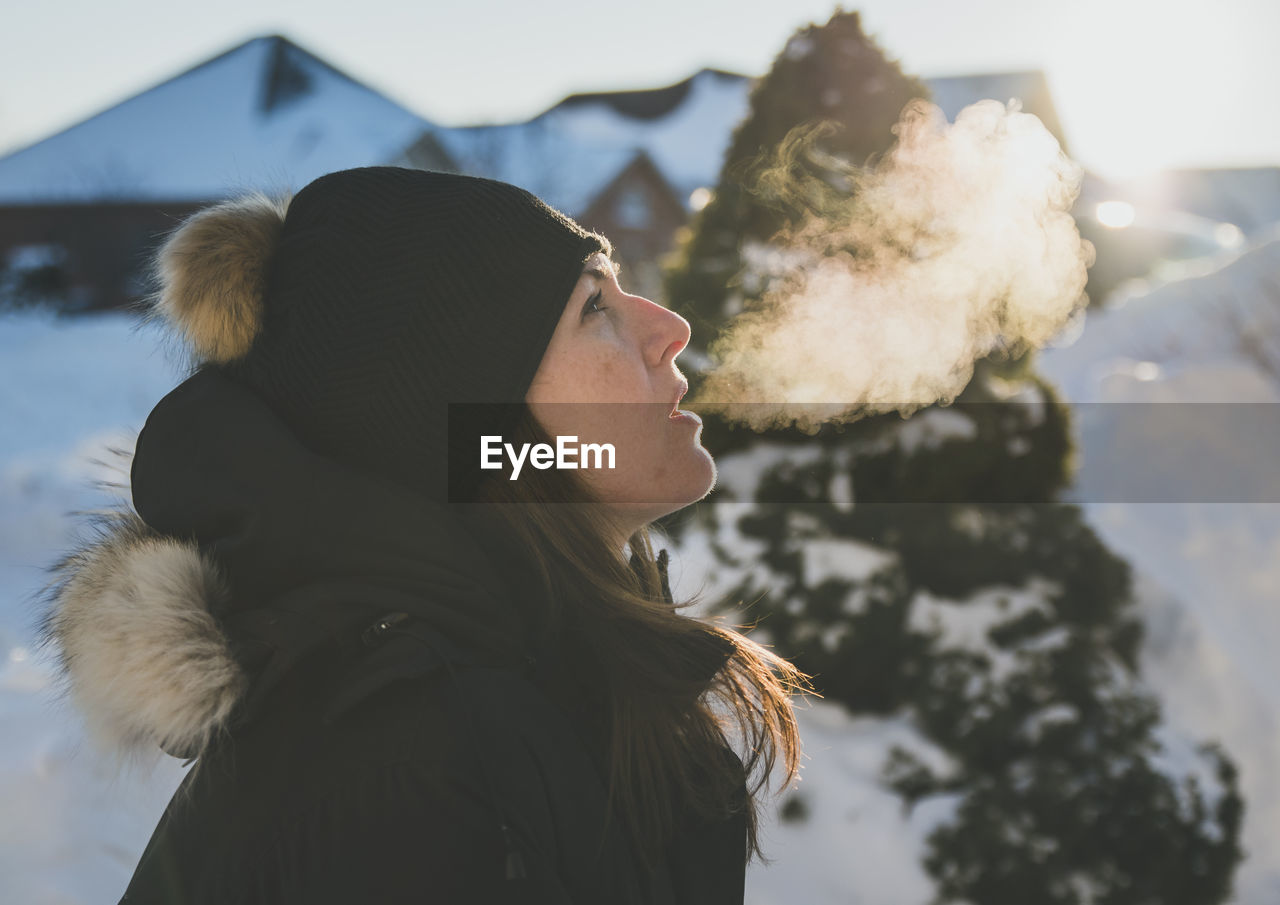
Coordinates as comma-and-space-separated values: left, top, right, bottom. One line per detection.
526, 252, 716, 530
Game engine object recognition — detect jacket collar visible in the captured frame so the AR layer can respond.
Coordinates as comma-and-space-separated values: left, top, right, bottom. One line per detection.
41, 367, 541, 760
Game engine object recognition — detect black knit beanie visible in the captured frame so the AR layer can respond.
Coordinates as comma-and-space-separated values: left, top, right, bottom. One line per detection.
150, 166, 608, 502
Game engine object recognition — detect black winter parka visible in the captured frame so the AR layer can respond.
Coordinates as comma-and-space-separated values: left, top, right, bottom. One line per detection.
44, 369, 747, 904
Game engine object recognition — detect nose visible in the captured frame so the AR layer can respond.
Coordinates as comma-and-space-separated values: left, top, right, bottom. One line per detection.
637, 295, 691, 369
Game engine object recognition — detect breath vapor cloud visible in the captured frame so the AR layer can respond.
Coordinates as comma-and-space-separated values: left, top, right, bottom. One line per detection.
691, 98, 1095, 433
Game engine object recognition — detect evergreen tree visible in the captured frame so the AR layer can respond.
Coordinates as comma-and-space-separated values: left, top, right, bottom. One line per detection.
662, 9, 1244, 904
664, 8, 928, 362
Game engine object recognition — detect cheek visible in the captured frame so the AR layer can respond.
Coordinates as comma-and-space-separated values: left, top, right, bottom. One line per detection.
530, 340, 657, 457
552, 344, 630, 400
586, 346, 635, 395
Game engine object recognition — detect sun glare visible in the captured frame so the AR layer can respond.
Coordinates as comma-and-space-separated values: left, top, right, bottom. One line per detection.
1214, 223, 1244, 248
1095, 201, 1136, 228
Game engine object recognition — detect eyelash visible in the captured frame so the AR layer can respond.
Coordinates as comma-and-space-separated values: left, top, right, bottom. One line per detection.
586, 290, 608, 316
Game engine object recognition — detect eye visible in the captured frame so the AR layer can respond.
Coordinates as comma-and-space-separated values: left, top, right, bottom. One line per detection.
584, 289, 608, 318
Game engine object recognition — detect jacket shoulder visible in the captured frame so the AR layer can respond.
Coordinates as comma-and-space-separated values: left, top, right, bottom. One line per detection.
120, 640, 638, 904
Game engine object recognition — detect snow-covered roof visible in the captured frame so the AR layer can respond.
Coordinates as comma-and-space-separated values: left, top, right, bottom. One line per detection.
435, 69, 1074, 214
432, 69, 754, 214
0, 36, 432, 204
430, 121, 640, 216
0, 30, 1076, 218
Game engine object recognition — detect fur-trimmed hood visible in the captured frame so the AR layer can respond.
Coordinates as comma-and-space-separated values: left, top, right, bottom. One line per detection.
43, 509, 246, 759
40, 367, 537, 761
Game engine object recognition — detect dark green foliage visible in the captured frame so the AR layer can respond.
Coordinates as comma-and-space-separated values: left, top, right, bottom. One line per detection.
911, 609, 1243, 905
663, 8, 928, 360
663, 8, 1244, 904
723, 485, 1244, 904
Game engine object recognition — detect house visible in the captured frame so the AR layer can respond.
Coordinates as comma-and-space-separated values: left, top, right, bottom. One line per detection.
0, 32, 1085, 311
0, 35, 437, 310
411, 67, 752, 299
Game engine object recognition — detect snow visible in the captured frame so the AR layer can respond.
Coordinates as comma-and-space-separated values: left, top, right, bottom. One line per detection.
708, 440, 821, 501
655, 218, 1280, 902
4, 43, 1278, 900
0, 54, 749, 215
906, 580, 1061, 681
436, 69, 753, 214
1020, 703, 1081, 745
668, 506, 951, 904
894, 406, 978, 453
0, 309, 189, 905
0, 307, 942, 905
1041, 232, 1280, 404
783, 35, 815, 62
743, 704, 942, 905
434, 120, 638, 216
1038, 235, 1280, 508
544, 69, 751, 204
4, 226, 1279, 900
676, 529, 952, 904
1037, 235, 1280, 902
6, 245, 65, 272
1097, 168, 1280, 240
802, 538, 896, 589
0, 37, 433, 203
0, 43, 1115, 240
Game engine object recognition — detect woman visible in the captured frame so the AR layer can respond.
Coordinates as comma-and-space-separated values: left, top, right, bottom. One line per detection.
42, 167, 805, 904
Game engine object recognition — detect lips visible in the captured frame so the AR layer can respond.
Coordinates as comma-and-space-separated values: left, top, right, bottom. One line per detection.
669, 380, 689, 417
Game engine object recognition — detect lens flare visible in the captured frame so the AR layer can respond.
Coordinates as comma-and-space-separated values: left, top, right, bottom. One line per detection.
1096, 200, 1136, 228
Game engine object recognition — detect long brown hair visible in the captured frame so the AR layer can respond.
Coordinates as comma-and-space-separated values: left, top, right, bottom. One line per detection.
466, 404, 810, 866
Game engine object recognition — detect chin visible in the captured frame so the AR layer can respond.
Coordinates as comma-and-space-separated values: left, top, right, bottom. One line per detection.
689, 447, 717, 502
663, 448, 718, 514
600, 445, 718, 527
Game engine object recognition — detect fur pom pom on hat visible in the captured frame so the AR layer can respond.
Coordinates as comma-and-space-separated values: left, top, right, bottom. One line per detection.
146, 167, 608, 503
153, 193, 290, 363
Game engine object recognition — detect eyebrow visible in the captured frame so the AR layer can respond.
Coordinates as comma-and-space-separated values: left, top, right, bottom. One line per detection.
583, 257, 620, 282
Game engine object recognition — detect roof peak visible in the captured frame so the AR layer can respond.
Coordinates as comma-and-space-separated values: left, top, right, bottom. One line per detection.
0, 31, 432, 203
548, 68, 751, 122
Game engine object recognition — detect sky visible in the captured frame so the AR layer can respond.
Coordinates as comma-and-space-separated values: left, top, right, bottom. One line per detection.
1, 0, 1277, 184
